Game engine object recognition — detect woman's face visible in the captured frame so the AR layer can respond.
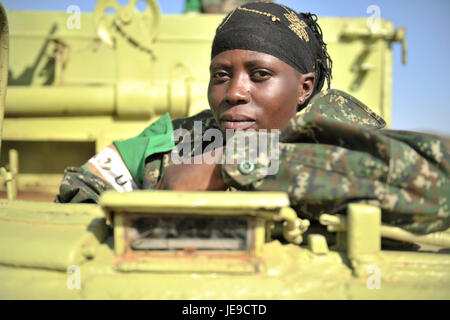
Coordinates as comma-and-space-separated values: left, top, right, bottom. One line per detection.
208, 49, 308, 132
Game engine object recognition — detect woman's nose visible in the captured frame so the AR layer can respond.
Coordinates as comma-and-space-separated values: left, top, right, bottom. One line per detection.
224, 74, 250, 105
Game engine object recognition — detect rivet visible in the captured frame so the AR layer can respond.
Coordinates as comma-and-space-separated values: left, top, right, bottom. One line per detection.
238, 160, 255, 175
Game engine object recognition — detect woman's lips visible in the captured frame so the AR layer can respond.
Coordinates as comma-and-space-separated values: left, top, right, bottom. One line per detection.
221, 120, 256, 130
220, 113, 256, 130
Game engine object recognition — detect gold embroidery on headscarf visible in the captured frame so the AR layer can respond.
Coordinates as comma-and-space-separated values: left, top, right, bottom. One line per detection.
283, 10, 309, 42
218, 9, 236, 29
237, 7, 280, 22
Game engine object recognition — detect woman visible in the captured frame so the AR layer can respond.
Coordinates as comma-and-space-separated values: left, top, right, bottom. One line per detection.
56, 2, 449, 235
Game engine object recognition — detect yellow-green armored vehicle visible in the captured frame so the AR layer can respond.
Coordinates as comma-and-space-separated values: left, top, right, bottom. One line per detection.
1, 0, 449, 300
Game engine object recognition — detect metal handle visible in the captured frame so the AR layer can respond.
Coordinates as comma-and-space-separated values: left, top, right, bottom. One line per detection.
341, 25, 407, 66
320, 212, 450, 249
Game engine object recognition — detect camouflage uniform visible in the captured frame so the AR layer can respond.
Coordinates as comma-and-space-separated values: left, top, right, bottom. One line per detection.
55, 89, 450, 234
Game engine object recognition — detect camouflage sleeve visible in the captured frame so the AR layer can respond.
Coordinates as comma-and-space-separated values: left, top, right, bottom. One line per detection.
221, 112, 450, 234
54, 166, 113, 203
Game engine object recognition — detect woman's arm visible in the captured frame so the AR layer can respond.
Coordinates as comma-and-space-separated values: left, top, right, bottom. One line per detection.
55, 143, 137, 203
220, 112, 450, 234
54, 166, 112, 203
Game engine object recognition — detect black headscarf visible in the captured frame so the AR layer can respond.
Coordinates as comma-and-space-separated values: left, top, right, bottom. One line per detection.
211, 2, 332, 95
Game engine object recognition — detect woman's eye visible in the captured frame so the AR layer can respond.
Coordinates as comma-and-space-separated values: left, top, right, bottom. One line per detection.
212, 71, 230, 80
252, 70, 271, 81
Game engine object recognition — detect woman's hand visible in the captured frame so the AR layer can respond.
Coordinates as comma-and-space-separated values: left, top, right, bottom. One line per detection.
156, 147, 226, 191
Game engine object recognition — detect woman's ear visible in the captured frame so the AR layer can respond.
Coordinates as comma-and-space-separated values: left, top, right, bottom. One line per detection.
297, 72, 316, 105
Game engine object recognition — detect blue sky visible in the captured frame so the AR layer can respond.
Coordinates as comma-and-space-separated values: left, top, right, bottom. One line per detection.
3, 0, 450, 135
